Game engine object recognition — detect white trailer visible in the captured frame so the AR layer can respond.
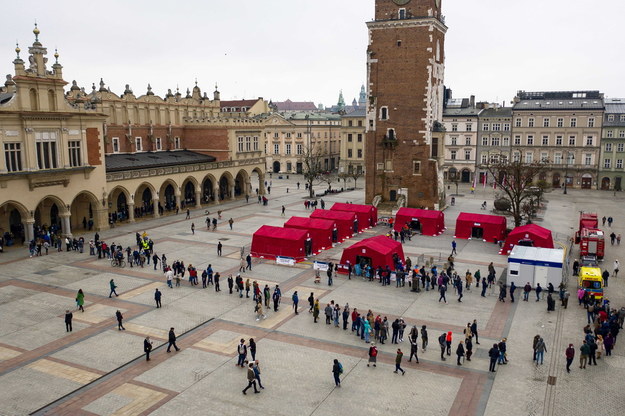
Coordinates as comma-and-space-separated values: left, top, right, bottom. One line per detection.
507, 246, 565, 289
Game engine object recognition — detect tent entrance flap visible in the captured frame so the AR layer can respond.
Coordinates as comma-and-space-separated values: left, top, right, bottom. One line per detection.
517, 239, 534, 247
332, 229, 338, 243
471, 227, 484, 239
356, 255, 372, 267
410, 219, 421, 231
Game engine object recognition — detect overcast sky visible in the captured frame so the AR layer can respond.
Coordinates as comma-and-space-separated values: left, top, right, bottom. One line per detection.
3, 0, 624, 108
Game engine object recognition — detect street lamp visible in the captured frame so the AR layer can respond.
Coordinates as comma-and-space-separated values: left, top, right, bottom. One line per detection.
563, 152, 574, 194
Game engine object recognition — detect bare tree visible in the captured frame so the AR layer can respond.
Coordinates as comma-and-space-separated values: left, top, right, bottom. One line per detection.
338, 172, 350, 190
349, 165, 363, 189
484, 156, 549, 227
320, 172, 337, 191
300, 144, 325, 198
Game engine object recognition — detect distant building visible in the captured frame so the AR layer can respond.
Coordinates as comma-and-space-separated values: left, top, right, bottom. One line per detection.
476, 107, 512, 185
273, 99, 318, 112
599, 98, 625, 191
442, 96, 479, 183
340, 108, 366, 176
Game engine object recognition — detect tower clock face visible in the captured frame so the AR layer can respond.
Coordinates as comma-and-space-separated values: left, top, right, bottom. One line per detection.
393, 0, 411, 5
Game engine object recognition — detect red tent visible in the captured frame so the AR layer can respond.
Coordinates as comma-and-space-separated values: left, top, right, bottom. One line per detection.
251, 226, 308, 261
454, 212, 507, 242
393, 208, 445, 236
339, 235, 405, 271
310, 209, 356, 242
499, 224, 554, 255
331, 203, 378, 230
284, 217, 335, 254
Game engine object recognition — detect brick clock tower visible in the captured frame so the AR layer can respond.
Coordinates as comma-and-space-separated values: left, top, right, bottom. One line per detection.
365, 0, 447, 209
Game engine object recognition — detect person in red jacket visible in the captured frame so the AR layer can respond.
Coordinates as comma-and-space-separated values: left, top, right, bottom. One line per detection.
367, 342, 378, 367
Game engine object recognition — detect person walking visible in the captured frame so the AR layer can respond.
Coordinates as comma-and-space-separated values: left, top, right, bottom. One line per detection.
367, 343, 378, 367
408, 336, 420, 364
308, 292, 315, 313
255, 301, 266, 321
579, 340, 590, 369
76, 289, 85, 312
535, 337, 547, 365
246, 254, 252, 271
614, 260, 620, 277
471, 320, 480, 344
167, 327, 180, 352
523, 282, 532, 301
456, 341, 465, 366
394, 349, 406, 375
115, 310, 125, 330
154, 288, 162, 308
421, 325, 428, 352
439, 284, 447, 304
109, 279, 119, 298
535, 283, 543, 301
64, 310, 73, 332
313, 299, 320, 323
451, 240, 457, 256
249, 338, 257, 361
325, 303, 333, 325
281, 205, 285, 216
565, 344, 575, 373
465, 336, 474, 361
252, 360, 264, 389
228, 218, 234, 230
237, 339, 247, 367
509, 282, 517, 303
438, 333, 447, 361
242, 363, 260, 394
144, 336, 153, 361
191, 223, 195, 235
332, 359, 343, 387
217, 242, 222, 256
488, 344, 499, 372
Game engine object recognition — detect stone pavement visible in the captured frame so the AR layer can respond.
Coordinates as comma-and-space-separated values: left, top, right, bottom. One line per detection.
0, 176, 624, 415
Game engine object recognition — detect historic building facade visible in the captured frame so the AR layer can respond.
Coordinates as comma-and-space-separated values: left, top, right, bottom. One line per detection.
0, 27, 267, 244
365, 0, 447, 209
599, 98, 625, 191
511, 91, 604, 189
442, 97, 479, 183
475, 107, 512, 185
339, 108, 366, 176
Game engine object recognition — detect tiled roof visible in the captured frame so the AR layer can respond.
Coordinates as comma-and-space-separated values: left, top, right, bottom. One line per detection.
0, 92, 14, 105
220, 99, 259, 109
274, 99, 317, 111
343, 108, 366, 117
513, 98, 604, 111
443, 107, 480, 117
479, 108, 512, 118
105, 150, 216, 172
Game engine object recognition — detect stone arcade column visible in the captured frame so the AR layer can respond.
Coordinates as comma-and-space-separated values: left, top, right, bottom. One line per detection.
25, 218, 35, 244
213, 185, 220, 205
94, 207, 110, 231
195, 189, 202, 209
60, 213, 72, 238
152, 198, 160, 218
128, 203, 135, 223
175, 191, 182, 211
230, 185, 235, 200
258, 172, 266, 195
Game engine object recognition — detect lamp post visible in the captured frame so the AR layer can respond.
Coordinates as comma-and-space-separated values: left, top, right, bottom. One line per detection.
563, 151, 574, 194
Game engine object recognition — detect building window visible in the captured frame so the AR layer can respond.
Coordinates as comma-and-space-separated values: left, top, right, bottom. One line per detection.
503, 137, 509, 146
465, 149, 471, 160
413, 161, 421, 174
385, 160, 393, 171
398, 8, 406, 19
245, 136, 252, 152
481, 154, 488, 164
253, 136, 259, 151
620, 115, 625, 122
68, 140, 82, 167
296, 132, 302, 138
556, 136, 563, 146
515, 118, 521, 128
273, 144, 279, 155
347, 134, 353, 142
286, 143, 291, 155
527, 135, 534, 145
618, 143, 624, 152
357, 134, 363, 142
605, 143, 613, 152
528, 118, 535, 128
112, 137, 120, 153
451, 137, 457, 146
540, 152, 548, 162
492, 123, 501, 131
482, 137, 488, 146
357, 149, 363, 158
607, 114, 615, 122
380, 107, 388, 120
135, 137, 143, 152
620, 131, 625, 138
503, 123, 510, 131
569, 136, 576, 146
543, 118, 550, 128
525, 152, 533, 163
358, 120, 363, 127
387, 129, 396, 140
273, 132, 279, 139
557, 118, 564, 128
513, 152, 521, 162
286, 133, 291, 139
617, 159, 624, 169
514, 136, 521, 146
554, 153, 562, 164
35, 131, 59, 169
4, 142, 22, 172
492, 137, 500, 146
155, 137, 162, 151
588, 117, 595, 128
586, 136, 593, 146
570, 118, 577, 127
585, 154, 592, 166
296, 144, 303, 155
605, 159, 612, 169
450, 150, 457, 160
348, 120, 353, 127
542, 136, 549, 146
607, 130, 614, 138
466, 124, 472, 132
348, 149, 353, 158
452, 124, 458, 132
482, 123, 489, 131
238, 137, 244, 152
465, 137, 471, 146
174, 137, 181, 149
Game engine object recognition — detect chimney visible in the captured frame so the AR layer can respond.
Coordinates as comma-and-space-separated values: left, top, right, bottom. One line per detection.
470, 95, 476, 108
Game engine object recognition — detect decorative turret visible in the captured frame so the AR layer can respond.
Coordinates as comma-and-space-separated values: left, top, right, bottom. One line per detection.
358, 84, 366, 108
123, 84, 133, 96
99, 78, 107, 92
214, 83, 220, 101
185, 88, 191, 99
192, 79, 201, 100
175, 86, 182, 101
146, 83, 154, 96
337, 90, 345, 112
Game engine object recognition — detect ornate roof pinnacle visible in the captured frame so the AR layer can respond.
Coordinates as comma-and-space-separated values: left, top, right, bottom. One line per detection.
54, 48, 59, 64
33, 23, 40, 42
15, 42, 21, 59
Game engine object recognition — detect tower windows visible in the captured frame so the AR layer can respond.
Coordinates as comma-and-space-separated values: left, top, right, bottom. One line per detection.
387, 128, 396, 140
398, 8, 406, 19
380, 106, 388, 120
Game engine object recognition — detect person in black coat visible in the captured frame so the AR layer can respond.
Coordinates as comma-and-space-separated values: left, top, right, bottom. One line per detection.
488, 344, 499, 372
456, 341, 465, 365
65, 310, 73, 332
144, 336, 153, 361
167, 327, 180, 352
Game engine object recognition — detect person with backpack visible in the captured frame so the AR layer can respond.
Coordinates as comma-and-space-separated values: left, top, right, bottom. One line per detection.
236, 339, 247, 367
307, 292, 315, 313
332, 359, 343, 387
394, 349, 406, 375
438, 333, 447, 361
367, 343, 378, 367
292, 291, 299, 315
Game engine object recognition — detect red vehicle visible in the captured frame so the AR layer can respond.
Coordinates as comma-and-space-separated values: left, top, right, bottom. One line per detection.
575, 212, 604, 260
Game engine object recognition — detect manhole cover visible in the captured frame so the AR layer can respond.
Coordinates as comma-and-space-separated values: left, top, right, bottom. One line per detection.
547, 376, 557, 385
218, 238, 230, 241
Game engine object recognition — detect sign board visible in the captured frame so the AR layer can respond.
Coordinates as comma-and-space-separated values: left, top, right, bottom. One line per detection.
313, 261, 329, 271
276, 256, 295, 266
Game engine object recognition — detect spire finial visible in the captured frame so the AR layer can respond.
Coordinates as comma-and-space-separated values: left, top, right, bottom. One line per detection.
33, 23, 40, 42
15, 42, 21, 59
195, 78, 198, 87
54, 48, 59, 64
